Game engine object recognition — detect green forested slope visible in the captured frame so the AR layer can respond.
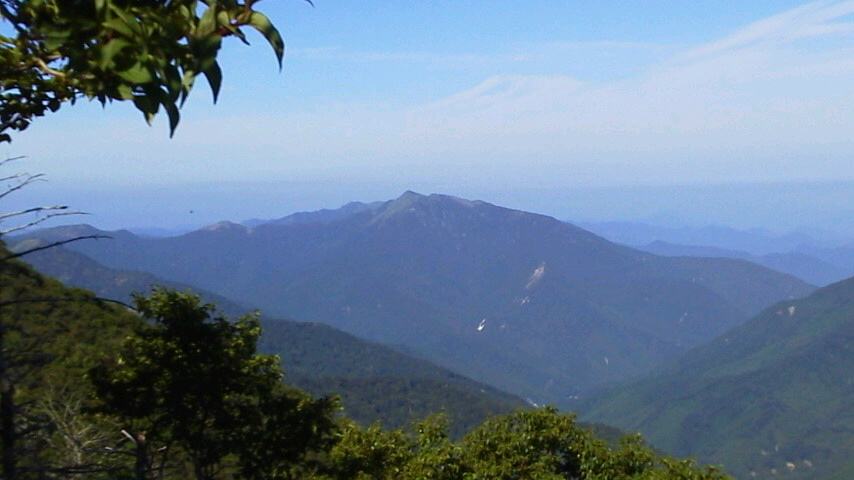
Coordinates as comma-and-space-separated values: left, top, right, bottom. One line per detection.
0, 245, 142, 475
13, 243, 526, 431
259, 318, 527, 432
1, 242, 731, 479
0, 247, 140, 384
580, 276, 854, 479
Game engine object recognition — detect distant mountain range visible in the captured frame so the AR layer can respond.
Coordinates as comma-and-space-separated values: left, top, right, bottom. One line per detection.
15, 192, 814, 405
580, 221, 854, 286
579, 275, 854, 479
576, 221, 833, 255
638, 241, 850, 286
242, 200, 384, 228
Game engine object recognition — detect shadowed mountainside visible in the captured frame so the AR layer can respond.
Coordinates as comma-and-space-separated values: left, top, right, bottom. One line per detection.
16, 192, 815, 403
12, 242, 526, 431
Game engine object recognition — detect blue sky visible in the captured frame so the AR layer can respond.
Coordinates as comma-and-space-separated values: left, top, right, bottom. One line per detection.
4, 1, 854, 230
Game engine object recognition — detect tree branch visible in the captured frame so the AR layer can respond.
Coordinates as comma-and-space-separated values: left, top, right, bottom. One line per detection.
0, 205, 68, 222
0, 156, 26, 168
1, 235, 111, 262
32, 57, 66, 79
0, 295, 134, 312
0, 174, 48, 201
0, 210, 87, 236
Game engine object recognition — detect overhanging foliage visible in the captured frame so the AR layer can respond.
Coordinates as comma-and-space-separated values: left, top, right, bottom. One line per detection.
0, 0, 302, 142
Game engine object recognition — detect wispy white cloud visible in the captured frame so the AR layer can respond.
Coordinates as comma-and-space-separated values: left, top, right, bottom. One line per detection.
393, 0, 854, 182
293, 46, 485, 64
678, 0, 854, 61
418, 74, 586, 115
14, 1, 854, 188
166, 1, 854, 185
291, 40, 674, 70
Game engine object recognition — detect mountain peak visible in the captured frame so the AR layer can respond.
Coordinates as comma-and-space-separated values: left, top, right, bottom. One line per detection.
377, 191, 427, 218
387, 191, 481, 211
399, 190, 425, 200
427, 193, 482, 208
368, 192, 531, 234
389, 190, 427, 208
36, 223, 107, 238
201, 221, 246, 232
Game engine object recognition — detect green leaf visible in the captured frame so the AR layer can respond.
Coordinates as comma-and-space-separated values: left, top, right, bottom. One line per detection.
163, 63, 182, 102
102, 17, 136, 39
132, 94, 159, 124
180, 69, 197, 106
194, 33, 223, 72
115, 83, 134, 100
217, 10, 248, 44
163, 101, 180, 137
197, 5, 219, 36
248, 11, 284, 68
203, 61, 222, 103
42, 29, 71, 52
107, 5, 144, 37
118, 62, 154, 83
99, 38, 131, 70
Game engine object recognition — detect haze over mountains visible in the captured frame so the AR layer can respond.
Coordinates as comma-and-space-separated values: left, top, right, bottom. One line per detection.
16, 192, 814, 405
12, 181, 854, 239
581, 221, 854, 286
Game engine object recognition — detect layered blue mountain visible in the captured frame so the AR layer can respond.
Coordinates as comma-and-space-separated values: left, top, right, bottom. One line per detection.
638, 240, 849, 286
18, 192, 814, 403
581, 221, 854, 286
577, 221, 827, 255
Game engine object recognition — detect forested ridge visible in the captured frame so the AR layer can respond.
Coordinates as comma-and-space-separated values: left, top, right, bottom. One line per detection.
580, 275, 854, 480
1, 242, 731, 479
12, 241, 529, 434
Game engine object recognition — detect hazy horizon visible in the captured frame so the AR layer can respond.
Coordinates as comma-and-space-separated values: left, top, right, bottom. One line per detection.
4, 1, 854, 244
6, 178, 853, 243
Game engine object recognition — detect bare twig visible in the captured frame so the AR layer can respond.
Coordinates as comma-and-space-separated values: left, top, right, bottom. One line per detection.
1, 158, 89, 240
0, 173, 45, 201
0, 205, 69, 222
0, 210, 87, 236
0, 296, 133, 311
0, 156, 26, 168
1, 235, 111, 262
32, 57, 66, 78
0, 172, 34, 183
